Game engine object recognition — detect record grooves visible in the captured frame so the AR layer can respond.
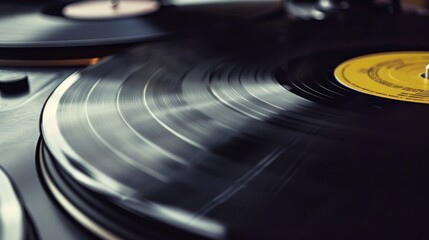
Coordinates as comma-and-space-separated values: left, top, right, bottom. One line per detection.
276, 48, 391, 108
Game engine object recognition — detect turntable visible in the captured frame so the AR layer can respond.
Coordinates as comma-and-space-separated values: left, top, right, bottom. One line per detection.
2, 0, 429, 240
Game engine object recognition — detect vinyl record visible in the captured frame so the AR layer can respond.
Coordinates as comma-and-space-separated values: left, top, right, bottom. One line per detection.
40, 15, 429, 240
0, 0, 281, 59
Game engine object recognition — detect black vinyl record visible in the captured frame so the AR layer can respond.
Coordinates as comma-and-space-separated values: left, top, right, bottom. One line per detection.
0, 0, 281, 59
40, 13, 429, 240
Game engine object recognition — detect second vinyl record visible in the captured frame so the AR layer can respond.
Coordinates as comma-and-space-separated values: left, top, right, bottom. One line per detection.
0, 0, 281, 59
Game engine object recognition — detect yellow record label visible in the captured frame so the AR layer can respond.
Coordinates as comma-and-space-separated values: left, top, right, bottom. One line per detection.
334, 52, 429, 104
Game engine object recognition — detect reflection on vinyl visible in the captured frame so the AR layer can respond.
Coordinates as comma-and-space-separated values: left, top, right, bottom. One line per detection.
41, 37, 321, 239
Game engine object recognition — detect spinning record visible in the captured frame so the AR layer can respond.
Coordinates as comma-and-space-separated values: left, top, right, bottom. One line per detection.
0, 0, 280, 59
40, 15, 429, 240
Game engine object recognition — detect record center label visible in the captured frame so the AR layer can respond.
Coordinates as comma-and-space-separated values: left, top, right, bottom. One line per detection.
335, 52, 429, 104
